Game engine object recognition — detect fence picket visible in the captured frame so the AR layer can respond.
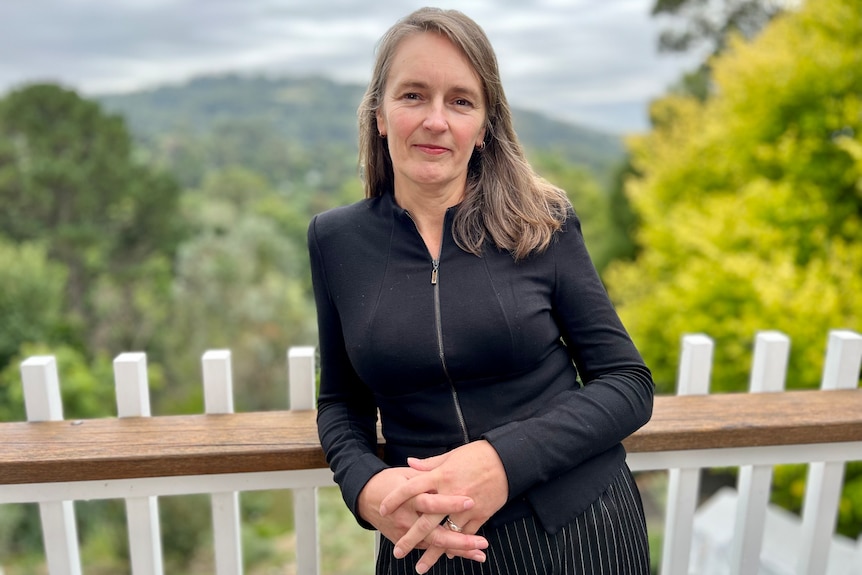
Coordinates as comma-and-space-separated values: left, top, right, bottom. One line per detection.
288, 347, 321, 575
797, 330, 862, 574
21, 356, 82, 575
729, 331, 790, 574
114, 352, 164, 575
660, 334, 713, 575
202, 350, 244, 575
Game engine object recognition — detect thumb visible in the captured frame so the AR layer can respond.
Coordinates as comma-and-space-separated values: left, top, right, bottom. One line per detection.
407, 453, 448, 471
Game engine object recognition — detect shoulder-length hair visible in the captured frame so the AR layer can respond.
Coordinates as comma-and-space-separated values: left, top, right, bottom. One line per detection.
358, 7, 570, 260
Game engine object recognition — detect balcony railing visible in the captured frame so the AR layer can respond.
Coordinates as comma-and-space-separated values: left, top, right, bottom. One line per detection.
1, 330, 861, 574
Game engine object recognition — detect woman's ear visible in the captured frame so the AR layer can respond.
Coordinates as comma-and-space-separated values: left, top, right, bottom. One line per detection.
476, 128, 487, 149
376, 110, 386, 138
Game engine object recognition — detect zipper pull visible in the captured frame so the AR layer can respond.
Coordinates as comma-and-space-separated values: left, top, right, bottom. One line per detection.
431, 259, 439, 285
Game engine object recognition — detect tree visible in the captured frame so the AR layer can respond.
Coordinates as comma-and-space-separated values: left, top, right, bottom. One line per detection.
653, 0, 786, 54
529, 152, 619, 272
610, 0, 861, 391
0, 84, 185, 355
0, 239, 66, 369
162, 168, 317, 413
652, 0, 786, 100
607, 0, 862, 534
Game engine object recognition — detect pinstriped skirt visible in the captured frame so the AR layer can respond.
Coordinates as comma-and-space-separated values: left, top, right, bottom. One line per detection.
376, 464, 650, 575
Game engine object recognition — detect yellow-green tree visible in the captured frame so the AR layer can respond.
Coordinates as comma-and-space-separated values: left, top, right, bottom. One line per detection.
607, 0, 862, 537
607, 0, 862, 395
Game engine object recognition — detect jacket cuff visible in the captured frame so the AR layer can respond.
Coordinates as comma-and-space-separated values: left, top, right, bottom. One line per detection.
339, 453, 390, 530
482, 422, 543, 500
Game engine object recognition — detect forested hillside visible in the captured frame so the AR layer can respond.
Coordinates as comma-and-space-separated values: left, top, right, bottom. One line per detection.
97, 73, 625, 181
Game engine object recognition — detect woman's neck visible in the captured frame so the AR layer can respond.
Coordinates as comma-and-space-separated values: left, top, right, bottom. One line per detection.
394, 184, 463, 260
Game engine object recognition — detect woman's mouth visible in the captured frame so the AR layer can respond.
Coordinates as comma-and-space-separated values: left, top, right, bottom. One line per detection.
415, 144, 449, 155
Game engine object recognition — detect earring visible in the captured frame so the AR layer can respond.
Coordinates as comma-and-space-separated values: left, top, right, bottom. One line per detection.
476, 141, 486, 151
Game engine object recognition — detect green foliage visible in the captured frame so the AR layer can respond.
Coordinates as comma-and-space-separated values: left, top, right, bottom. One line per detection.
160, 167, 317, 412
609, 0, 862, 393
608, 0, 862, 535
530, 152, 617, 272
652, 0, 783, 54
0, 84, 186, 357
0, 342, 118, 423
652, 0, 784, 101
0, 239, 66, 368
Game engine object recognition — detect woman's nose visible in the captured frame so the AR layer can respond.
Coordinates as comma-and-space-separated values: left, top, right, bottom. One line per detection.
422, 101, 448, 132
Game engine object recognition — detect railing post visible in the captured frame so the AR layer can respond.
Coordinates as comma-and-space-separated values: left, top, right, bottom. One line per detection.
660, 334, 713, 575
21, 356, 83, 575
202, 350, 244, 575
114, 353, 164, 575
797, 330, 862, 575
288, 346, 320, 575
729, 331, 790, 575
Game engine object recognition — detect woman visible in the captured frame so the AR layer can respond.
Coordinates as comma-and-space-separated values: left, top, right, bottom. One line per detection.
307, 7, 654, 574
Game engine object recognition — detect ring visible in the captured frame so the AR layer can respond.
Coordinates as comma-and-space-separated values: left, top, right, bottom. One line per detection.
444, 517, 463, 533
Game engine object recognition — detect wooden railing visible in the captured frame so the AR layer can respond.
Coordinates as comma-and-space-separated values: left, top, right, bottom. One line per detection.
1, 331, 861, 574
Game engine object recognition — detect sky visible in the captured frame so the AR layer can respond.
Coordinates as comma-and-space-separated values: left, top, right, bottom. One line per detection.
0, 0, 704, 134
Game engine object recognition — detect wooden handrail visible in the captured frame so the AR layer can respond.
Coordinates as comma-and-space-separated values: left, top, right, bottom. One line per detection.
2, 389, 861, 486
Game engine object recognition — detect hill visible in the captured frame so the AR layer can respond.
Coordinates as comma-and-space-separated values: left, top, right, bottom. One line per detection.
96, 74, 624, 179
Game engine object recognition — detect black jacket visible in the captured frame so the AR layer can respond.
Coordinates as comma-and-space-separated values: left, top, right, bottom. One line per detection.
307, 192, 654, 533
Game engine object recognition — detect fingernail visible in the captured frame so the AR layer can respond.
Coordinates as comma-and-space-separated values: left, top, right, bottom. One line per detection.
416, 562, 429, 574
462, 499, 475, 510
393, 546, 405, 559
379, 504, 388, 516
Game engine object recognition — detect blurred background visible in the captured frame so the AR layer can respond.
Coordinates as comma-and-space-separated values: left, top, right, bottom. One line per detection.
1, 0, 859, 573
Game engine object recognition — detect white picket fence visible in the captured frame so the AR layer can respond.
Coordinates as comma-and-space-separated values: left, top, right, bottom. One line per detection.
1, 330, 861, 575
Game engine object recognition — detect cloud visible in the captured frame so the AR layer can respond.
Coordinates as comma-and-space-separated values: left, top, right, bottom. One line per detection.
0, 0, 700, 132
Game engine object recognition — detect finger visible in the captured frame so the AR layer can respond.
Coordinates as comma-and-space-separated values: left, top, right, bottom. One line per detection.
442, 544, 488, 561
379, 475, 439, 516
397, 522, 488, 559
415, 546, 446, 575
407, 453, 448, 471
411, 492, 474, 515
445, 548, 487, 562
392, 513, 445, 559
415, 546, 488, 572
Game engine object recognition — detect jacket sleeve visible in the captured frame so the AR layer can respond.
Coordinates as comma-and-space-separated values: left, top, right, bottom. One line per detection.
308, 214, 388, 529
481, 212, 654, 500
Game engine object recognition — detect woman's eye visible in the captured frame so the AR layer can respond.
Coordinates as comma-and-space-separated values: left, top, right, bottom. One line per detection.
454, 98, 473, 107
403, 93, 420, 100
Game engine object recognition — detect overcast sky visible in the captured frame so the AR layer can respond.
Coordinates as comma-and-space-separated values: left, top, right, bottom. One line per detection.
0, 0, 704, 134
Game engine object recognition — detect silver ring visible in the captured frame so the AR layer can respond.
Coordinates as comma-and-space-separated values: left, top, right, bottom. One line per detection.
444, 517, 463, 533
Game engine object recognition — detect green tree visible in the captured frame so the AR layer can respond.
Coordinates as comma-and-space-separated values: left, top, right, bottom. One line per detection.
0, 84, 185, 356
607, 0, 862, 535
162, 168, 316, 413
652, 0, 786, 100
530, 152, 618, 273
653, 0, 784, 54
0, 239, 66, 369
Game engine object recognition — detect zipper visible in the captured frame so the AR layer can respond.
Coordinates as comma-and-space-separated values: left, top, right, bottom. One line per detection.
432, 257, 470, 444
405, 211, 470, 444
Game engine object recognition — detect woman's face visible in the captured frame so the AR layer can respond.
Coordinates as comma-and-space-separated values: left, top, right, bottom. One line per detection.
376, 32, 487, 198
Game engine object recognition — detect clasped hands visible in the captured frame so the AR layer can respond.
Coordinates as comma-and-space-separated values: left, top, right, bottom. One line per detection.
357, 439, 508, 574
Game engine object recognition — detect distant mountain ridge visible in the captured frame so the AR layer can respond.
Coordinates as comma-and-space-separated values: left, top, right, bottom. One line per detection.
97, 73, 624, 178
